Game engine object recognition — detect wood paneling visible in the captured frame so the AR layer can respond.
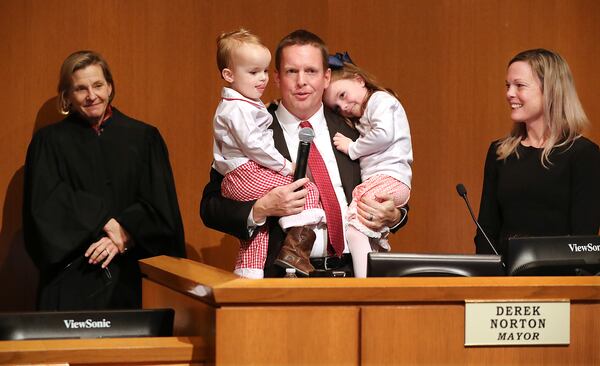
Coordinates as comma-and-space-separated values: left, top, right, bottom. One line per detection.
361, 303, 600, 365
0, 336, 209, 365
143, 278, 217, 353
1, 0, 599, 310
216, 306, 360, 365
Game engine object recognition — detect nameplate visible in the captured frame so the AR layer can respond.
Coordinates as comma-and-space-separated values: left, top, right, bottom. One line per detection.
464, 300, 570, 346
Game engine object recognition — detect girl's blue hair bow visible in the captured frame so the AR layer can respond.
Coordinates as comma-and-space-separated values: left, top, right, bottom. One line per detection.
328, 52, 354, 69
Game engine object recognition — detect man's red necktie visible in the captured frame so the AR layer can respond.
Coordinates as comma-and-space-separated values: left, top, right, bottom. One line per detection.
299, 121, 344, 256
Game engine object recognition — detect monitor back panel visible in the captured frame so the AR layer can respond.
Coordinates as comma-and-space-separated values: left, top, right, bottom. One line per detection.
0, 308, 174, 340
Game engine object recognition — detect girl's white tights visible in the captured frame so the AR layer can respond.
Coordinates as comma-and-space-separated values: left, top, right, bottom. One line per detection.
347, 226, 372, 278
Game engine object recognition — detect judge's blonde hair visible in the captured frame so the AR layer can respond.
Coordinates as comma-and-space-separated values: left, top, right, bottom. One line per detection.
496, 49, 588, 167
57, 50, 115, 115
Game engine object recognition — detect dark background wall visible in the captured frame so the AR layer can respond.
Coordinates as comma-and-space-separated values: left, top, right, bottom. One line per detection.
1, 0, 599, 310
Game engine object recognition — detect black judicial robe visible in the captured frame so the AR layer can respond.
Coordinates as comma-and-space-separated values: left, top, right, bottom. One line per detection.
23, 108, 185, 310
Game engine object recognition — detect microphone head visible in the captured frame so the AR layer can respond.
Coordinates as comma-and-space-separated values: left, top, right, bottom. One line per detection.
298, 127, 315, 143
456, 183, 467, 197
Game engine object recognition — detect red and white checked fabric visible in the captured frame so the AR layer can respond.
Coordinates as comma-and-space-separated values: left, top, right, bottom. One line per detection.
299, 121, 345, 257
222, 160, 321, 271
347, 174, 410, 248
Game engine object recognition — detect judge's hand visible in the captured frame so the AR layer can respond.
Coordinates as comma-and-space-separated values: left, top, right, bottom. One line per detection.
252, 178, 309, 222
333, 132, 352, 155
85, 237, 118, 268
357, 193, 402, 231
103, 218, 131, 253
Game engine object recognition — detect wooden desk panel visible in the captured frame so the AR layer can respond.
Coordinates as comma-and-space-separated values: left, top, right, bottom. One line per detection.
361, 303, 600, 366
0, 336, 208, 365
362, 304, 465, 365
143, 278, 216, 347
216, 306, 360, 365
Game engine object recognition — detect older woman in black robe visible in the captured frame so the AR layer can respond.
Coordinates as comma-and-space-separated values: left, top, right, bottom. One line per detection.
23, 50, 185, 310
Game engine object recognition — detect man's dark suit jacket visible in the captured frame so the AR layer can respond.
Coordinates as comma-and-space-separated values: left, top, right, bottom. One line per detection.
200, 105, 406, 277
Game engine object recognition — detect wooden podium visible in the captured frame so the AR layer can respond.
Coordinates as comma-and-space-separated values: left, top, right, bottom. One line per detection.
140, 256, 600, 365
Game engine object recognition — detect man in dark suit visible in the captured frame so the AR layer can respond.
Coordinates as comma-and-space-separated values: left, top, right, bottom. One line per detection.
201, 29, 407, 277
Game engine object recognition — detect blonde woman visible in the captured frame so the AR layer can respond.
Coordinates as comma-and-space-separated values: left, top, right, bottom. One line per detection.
476, 49, 600, 255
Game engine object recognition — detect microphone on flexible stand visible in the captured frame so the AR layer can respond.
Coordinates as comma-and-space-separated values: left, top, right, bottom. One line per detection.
293, 127, 315, 181
456, 183, 502, 261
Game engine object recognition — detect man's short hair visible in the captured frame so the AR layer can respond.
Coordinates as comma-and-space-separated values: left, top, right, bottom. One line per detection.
274, 29, 328, 72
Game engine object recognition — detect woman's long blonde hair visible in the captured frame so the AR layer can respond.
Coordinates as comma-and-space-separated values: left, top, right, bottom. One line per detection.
496, 49, 588, 167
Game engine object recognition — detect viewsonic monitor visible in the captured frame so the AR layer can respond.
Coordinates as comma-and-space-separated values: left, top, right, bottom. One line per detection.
367, 252, 505, 277
507, 235, 600, 276
0, 308, 174, 340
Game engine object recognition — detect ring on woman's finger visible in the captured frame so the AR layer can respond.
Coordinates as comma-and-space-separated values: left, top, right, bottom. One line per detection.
104, 249, 110, 256
368, 214, 374, 221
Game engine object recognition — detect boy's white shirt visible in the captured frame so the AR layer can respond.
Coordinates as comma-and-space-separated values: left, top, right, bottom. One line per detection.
212, 87, 292, 176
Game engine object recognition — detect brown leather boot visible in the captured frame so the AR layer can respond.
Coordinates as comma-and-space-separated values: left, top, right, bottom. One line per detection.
275, 226, 316, 276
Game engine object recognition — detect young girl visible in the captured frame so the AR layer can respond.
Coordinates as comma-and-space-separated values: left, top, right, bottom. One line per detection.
213, 29, 325, 278
323, 52, 413, 277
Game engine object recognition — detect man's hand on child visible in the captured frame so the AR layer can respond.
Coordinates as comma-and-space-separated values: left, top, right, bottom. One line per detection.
357, 193, 401, 230
253, 178, 309, 221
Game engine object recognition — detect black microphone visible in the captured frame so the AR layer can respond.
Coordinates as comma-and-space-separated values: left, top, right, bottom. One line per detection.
293, 127, 315, 181
456, 183, 501, 257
